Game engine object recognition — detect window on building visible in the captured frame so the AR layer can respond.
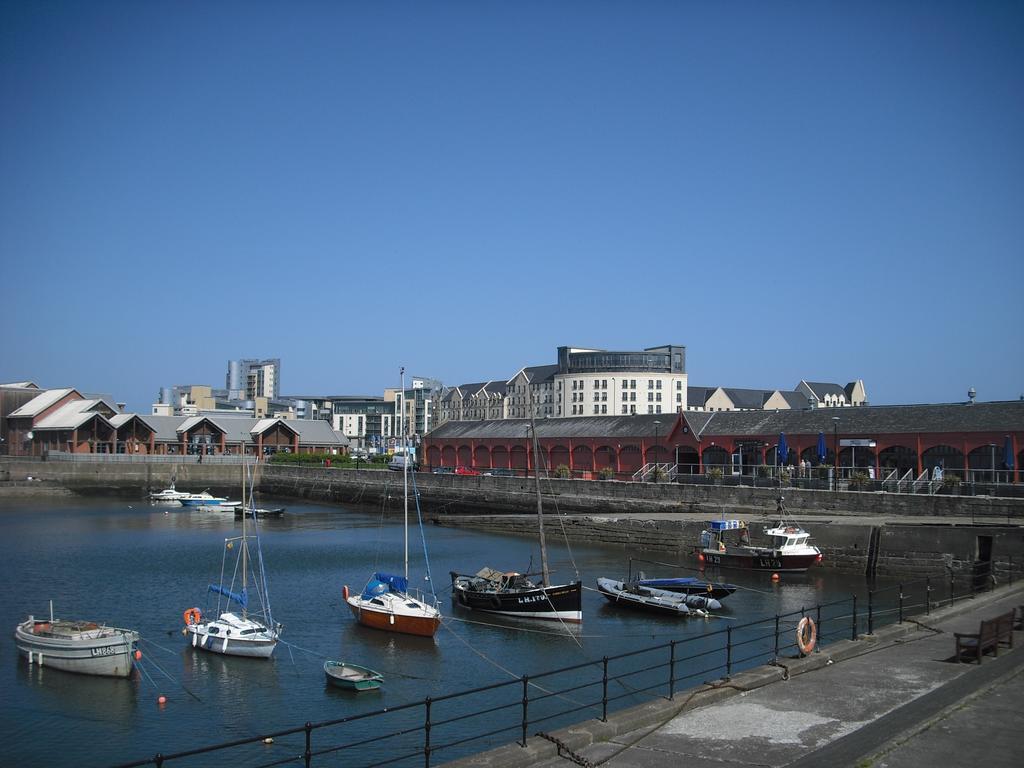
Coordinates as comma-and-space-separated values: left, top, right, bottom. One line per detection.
676, 393, 682, 403
648, 380, 654, 389
676, 380, 682, 390
630, 379, 636, 388
602, 379, 607, 388
621, 405, 628, 414
656, 380, 662, 389
630, 405, 636, 414
593, 405, 599, 414
630, 392, 636, 401
622, 392, 628, 401
656, 405, 662, 413
648, 405, 654, 414
648, 392, 653, 402
656, 393, 661, 402
601, 404, 607, 414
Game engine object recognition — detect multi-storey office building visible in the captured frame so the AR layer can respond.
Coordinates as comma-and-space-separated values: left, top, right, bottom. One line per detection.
226, 358, 281, 400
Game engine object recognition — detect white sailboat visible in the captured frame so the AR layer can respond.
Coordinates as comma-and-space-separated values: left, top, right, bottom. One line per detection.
344, 367, 441, 637
183, 464, 280, 658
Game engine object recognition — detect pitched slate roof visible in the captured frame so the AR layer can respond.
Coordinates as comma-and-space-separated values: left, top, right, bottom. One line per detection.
722, 388, 774, 410
523, 365, 558, 384
481, 381, 508, 397
777, 390, 811, 409
685, 401, 1024, 438
251, 418, 299, 435
427, 401, 1024, 442
427, 413, 678, 440
686, 386, 715, 408
801, 381, 847, 399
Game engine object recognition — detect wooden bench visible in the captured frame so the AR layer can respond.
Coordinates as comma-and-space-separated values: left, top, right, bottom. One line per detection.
954, 610, 1015, 664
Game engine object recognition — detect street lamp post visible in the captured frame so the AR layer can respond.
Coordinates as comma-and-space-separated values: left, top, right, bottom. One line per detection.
832, 416, 841, 493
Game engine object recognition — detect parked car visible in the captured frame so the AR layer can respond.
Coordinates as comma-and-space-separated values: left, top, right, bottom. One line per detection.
432, 466, 454, 475
454, 466, 480, 476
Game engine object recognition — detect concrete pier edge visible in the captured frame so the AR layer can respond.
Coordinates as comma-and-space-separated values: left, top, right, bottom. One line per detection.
438, 584, 1023, 768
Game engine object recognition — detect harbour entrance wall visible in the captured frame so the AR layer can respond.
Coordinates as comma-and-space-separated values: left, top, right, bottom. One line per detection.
2, 459, 1021, 578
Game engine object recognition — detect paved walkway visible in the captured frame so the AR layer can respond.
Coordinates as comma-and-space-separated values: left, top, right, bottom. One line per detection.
446, 584, 1023, 768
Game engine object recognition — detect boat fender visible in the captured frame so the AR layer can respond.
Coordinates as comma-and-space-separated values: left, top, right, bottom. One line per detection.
796, 617, 817, 655
489, 596, 502, 609
134, 650, 142, 661
183, 607, 202, 626
343, 585, 350, 600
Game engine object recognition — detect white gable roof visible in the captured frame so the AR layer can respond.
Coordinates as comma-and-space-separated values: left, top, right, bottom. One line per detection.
33, 400, 110, 431
9, 388, 77, 418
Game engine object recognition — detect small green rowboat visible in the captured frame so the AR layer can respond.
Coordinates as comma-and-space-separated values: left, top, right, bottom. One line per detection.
324, 660, 383, 691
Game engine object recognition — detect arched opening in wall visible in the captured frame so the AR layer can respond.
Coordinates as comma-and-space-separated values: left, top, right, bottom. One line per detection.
441, 446, 457, 466
619, 444, 642, 473
675, 446, 699, 474
967, 444, 1007, 484
702, 446, 729, 473
594, 445, 617, 471
799, 445, 835, 467
921, 445, 964, 480
457, 446, 472, 466
876, 445, 917, 477
473, 445, 491, 469
550, 445, 569, 470
426, 446, 441, 466
572, 445, 593, 471
839, 447, 876, 472
510, 445, 528, 470
491, 446, 509, 468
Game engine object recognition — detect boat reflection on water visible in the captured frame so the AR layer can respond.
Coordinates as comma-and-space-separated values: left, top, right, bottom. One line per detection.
17, 660, 137, 722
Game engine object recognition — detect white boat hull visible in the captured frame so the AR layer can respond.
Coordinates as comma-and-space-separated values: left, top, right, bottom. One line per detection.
14, 618, 138, 678
185, 612, 277, 659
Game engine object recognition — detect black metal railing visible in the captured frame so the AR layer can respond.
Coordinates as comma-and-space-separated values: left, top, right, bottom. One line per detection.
112, 572, 1001, 768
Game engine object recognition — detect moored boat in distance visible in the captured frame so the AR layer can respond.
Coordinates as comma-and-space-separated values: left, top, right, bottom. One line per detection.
696, 497, 822, 573
179, 491, 226, 507
149, 482, 190, 502
14, 609, 139, 678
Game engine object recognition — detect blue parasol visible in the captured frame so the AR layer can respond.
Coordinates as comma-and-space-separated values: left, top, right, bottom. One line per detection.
817, 432, 826, 464
778, 433, 788, 465
1005, 435, 1015, 471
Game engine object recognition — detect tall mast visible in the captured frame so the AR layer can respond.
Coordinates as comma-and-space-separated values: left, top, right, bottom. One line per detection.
241, 459, 247, 618
401, 367, 408, 582
529, 395, 550, 586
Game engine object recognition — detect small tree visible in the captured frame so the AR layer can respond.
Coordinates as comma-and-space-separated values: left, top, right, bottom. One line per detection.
942, 473, 961, 490
598, 467, 616, 480
555, 464, 570, 479
707, 467, 723, 481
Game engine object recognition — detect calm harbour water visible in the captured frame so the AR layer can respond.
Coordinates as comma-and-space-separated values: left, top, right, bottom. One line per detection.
0, 497, 885, 767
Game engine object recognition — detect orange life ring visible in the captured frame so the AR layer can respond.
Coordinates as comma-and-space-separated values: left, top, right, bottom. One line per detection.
183, 607, 202, 626
796, 617, 817, 655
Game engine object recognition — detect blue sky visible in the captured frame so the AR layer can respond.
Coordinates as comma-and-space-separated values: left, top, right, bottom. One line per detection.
1, 1, 1021, 412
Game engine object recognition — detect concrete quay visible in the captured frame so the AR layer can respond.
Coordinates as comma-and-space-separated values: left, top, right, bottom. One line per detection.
442, 584, 1024, 768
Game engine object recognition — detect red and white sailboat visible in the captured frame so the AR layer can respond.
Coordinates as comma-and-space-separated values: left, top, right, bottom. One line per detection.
344, 368, 441, 637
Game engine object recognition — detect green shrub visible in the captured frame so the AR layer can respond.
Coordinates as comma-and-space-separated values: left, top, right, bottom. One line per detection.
598, 467, 616, 480
942, 473, 961, 488
706, 467, 723, 481
849, 471, 871, 489
555, 464, 570, 479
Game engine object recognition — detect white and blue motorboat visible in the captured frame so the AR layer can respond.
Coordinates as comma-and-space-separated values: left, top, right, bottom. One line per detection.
179, 492, 230, 507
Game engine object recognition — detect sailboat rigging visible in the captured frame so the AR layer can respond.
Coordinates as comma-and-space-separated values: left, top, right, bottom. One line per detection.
344, 367, 442, 637
182, 461, 281, 658
450, 400, 583, 622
